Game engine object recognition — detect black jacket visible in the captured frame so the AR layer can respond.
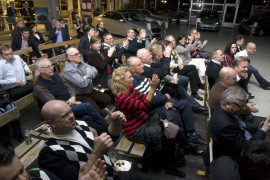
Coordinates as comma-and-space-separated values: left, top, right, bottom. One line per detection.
87, 49, 112, 87
206, 60, 222, 89
78, 35, 90, 62
124, 38, 145, 59
143, 57, 170, 79
11, 34, 41, 58
209, 106, 266, 161
30, 32, 45, 45
49, 27, 70, 43
7, 7, 16, 17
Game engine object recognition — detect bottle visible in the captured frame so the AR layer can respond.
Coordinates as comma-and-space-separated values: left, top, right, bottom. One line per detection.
97, 84, 102, 92
25, 129, 32, 145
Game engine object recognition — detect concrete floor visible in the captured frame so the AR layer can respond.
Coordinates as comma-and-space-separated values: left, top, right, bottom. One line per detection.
1, 23, 270, 179
167, 23, 270, 118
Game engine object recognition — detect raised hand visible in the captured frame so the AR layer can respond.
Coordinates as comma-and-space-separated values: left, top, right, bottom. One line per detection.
149, 74, 160, 89
93, 129, 113, 156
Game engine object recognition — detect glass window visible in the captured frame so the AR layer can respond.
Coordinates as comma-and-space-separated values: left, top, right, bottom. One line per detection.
213, 5, 223, 11
203, 5, 213, 10
111, 12, 122, 20
193, 0, 202, 2
203, 0, 213, 3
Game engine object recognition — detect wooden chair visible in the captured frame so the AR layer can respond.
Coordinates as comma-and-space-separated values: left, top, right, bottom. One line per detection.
13, 47, 33, 65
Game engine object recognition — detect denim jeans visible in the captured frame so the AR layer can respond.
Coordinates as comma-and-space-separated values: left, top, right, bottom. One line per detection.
71, 103, 105, 124
178, 75, 189, 91
248, 65, 269, 87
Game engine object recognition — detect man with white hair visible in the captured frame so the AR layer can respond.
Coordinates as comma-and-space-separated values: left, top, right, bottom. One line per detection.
235, 42, 270, 90
62, 47, 112, 114
209, 86, 270, 161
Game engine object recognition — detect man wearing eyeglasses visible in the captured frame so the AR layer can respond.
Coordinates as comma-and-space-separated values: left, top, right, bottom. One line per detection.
0, 44, 33, 101
209, 86, 270, 161
34, 58, 105, 124
62, 47, 112, 114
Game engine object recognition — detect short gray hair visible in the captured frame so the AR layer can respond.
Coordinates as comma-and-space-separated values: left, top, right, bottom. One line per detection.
165, 35, 174, 41
126, 56, 138, 67
35, 58, 50, 68
220, 86, 247, 105
211, 48, 222, 59
126, 28, 133, 34
137, 48, 148, 60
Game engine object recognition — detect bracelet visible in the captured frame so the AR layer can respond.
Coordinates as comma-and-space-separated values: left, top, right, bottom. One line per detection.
92, 150, 103, 157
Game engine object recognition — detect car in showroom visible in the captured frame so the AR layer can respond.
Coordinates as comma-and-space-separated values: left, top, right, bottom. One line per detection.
238, 15, 270, 36
93, 10, 164, 39
138, 9, 169, 28
197, 10, 220, 31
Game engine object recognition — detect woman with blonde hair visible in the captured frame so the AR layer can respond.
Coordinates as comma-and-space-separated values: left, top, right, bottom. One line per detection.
112, 66, 186, 177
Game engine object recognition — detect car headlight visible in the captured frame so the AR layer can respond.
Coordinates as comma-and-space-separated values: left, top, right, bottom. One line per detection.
146, 23, 151, 31
215, 22, 219, 25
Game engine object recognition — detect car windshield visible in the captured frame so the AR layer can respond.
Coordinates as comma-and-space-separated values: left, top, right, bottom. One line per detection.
200, 11, 218, 18
122, 12, 145, 21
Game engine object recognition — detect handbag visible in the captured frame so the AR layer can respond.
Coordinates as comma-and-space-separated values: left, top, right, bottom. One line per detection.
0, 88, 11, 108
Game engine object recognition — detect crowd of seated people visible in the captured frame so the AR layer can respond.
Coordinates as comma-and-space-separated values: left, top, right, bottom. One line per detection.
2, 19, 270, 180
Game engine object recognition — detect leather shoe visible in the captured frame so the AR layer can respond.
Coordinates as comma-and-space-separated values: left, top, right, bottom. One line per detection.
189, 135, 207, 145
193, 106, 208, 113
4, 141, 14, 150
184, 144, 204, 156
247, 92, 255, 99
191, 93, 203, 101
165, 165, 186, 178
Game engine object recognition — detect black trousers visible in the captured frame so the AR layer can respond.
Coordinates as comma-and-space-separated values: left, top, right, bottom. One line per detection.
6, 83, 34, 101
173, 65, 202, 93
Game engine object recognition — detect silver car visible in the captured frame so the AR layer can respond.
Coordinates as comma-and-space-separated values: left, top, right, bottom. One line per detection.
93, 10, 164, 39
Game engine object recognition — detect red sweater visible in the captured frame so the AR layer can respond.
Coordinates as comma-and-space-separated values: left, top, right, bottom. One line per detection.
115, 87, 151, 136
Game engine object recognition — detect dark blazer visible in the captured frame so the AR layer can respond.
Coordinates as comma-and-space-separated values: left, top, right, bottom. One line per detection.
49, 27, 70, 43
12, 34, 41, 58
143, 57, 170, 79
30, 32, 45, 45
78, 35, 90, 62
102, 44, 125, 61
124, 38, 145, 59
45, 22, 54, 32
21, 7, 32, 16
7, 7, 16, 17
209, 106, 266, 161
206, 60, 222, 89
87, 49, 112, 87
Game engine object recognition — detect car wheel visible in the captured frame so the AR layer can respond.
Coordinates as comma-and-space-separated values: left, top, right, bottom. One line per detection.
257, 29, 264, 37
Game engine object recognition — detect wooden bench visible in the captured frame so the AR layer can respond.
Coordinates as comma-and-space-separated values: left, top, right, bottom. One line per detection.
15, 137, 45, 168
115, 135, 146, 158
13, 47, 33, 65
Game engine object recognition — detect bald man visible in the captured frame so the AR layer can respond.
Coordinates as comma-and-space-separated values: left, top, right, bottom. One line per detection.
38, 100, 153, 180
208, 67, 258, 123
235, 42, 270, 90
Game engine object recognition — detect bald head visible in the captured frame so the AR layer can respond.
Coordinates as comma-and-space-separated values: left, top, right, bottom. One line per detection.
219, 67, 236, 87
41, 100, 68, 121
246, 42, 256, 55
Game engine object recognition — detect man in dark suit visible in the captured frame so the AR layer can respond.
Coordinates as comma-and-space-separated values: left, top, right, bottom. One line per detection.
209, 86, 270, 161
6, 2, 16, 30
49, 21, 70, 55
206, 49, 224, 89
12, 20, 25, 37
124, 28, 145, 60
235, 35, 244, 53
78, 25, 95, 62
11, 27, 41, 60
21, 2, 33, 23
102, 33, 128, 66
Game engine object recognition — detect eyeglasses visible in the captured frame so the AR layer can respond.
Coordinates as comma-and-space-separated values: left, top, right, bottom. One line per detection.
69, 53, 82, 57
40, 65, 54, 69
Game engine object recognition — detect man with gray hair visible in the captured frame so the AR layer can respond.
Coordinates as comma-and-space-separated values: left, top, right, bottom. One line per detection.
235, 42, 270, 90
209, 86, 270, 161
49, 20, 70, 55
62, 47, 112, 114
205, 48, 224, 89
34, 58, 105, 124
